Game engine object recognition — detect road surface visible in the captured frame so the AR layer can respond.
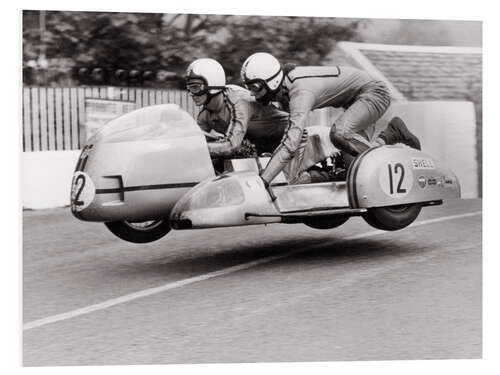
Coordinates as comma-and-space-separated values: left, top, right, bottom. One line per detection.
23, 198, 482, 366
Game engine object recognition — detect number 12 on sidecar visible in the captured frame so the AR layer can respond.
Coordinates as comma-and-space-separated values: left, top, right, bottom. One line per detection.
70, 104, 460, 243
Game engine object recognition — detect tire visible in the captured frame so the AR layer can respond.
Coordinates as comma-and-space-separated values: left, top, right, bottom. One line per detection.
363, 204, 422, 231
304, 215, 349, 230
104, 219, 171, 243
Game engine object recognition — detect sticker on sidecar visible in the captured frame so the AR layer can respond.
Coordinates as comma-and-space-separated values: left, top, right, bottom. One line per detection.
71, 171, 96, 212
418, 176, 427, 188
411, 157, 435, 170
379, 161, 413, 198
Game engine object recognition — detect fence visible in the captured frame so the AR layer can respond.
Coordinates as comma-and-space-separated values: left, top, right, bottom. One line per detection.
22, 86, 199, 152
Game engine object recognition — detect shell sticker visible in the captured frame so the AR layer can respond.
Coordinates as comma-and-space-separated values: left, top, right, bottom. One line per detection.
411, 157, 435, 170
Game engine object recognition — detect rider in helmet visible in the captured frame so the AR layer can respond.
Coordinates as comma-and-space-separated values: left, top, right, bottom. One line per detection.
241, 52, 421, 185
185, 58, 289, 159
185, 57, 226, 106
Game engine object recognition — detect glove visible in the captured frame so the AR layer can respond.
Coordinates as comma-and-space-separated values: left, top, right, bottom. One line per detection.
203, 129, 225, 140
260, 176, 277, 202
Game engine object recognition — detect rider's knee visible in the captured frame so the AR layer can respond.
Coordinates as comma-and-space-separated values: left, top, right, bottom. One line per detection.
330, 124, 352, 149
330, 124, 371, 157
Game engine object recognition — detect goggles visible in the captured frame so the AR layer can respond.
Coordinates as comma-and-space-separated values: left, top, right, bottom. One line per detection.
244, 80, 266, 94
186, 80, 225, 97
186, 81, 207, 96
243, 68, 282, 94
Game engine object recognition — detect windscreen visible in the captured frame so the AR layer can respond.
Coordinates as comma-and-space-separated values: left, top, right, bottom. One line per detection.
89, 104, 199, 144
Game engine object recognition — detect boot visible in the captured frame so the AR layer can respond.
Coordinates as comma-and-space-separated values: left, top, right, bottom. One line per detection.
378, 116, 421, 150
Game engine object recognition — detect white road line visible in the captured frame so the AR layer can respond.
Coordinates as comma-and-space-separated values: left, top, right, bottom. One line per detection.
23, 210, 481, 331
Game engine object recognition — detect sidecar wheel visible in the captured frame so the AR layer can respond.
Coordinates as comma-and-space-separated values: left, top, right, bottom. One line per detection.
363, 203, 422, 231
105, 219, 171, 243
304, 215, 349, 230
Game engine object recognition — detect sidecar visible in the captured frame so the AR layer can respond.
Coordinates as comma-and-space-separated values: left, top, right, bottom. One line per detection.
169, 145, 461, 232
70, 103, 461, 243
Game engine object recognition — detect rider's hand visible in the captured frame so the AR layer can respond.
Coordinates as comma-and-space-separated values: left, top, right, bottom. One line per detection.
203, 130, 225, 141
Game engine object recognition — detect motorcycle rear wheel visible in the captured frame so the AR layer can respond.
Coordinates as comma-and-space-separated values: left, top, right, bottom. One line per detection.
363, 204, 422, 231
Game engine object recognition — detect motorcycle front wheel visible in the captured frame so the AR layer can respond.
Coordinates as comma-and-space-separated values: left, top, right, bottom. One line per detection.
104, 219, 171, 243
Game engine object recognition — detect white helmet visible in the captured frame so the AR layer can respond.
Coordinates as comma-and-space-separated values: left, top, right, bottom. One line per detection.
185, 58, 225, 95
241, 52, 283, 92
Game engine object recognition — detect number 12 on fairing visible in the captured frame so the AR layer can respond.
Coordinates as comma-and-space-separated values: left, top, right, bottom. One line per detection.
388, 162, 406, 195
72, 174, 86, 206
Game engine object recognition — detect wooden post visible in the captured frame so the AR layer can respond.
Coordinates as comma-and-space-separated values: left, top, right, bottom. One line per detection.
46, 88, 55, 150
62, 88, 72, 150
77, 88, 86, 147
161, 89, 168, 104
54, 88, 63, 150
149, 89, 156, 105
39, 87, 48, 150
136, 88, 142, 108
23, 87, 32, 152
31, 88, 41, 151
70, 88, 79, 149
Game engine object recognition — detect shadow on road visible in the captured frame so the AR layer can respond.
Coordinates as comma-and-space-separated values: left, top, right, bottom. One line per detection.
107, 235, 426, 280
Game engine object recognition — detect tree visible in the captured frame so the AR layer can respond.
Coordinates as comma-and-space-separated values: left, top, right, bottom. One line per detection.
22, 11, 362, 87
212, 16, 361, 82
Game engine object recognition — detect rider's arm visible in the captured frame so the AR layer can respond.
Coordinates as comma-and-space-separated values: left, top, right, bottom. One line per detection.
260, 89, 315, 183
196, 109, 212, 133
206, 96, 250, 158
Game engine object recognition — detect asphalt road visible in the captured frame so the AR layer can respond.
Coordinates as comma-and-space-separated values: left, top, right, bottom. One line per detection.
23, 198, 482, 366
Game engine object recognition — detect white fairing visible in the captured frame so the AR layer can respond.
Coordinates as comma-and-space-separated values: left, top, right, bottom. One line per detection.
71, 104, 215, 222
170, 145, 461, 231
170, 164, 349, 229
347, 145, 461, 208
170, 171, 282, 228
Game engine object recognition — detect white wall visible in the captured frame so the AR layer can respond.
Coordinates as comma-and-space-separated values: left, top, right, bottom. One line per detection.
23, 151, 80, 210
22, 100, 478, 209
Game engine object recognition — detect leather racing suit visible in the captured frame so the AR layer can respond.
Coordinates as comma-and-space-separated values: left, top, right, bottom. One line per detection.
196, 85, 289, 158
260, 65, 391, 184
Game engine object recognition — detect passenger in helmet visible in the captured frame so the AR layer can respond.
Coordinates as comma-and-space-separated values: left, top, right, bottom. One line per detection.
241, 52, 421, 185
185, 58, 290, 159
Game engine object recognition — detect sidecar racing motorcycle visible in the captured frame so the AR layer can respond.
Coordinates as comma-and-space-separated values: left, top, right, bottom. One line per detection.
70, 104, 461, 243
